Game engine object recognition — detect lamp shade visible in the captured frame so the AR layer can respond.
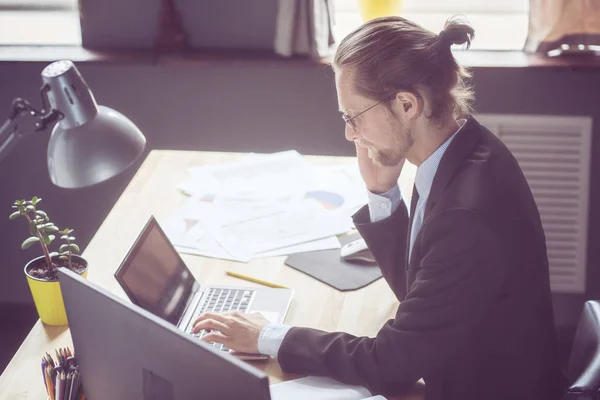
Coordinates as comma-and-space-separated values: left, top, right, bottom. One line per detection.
41, 60, 146, 188
47, 106, 146, 188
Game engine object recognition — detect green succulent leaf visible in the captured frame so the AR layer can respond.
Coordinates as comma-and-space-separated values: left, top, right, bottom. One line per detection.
60, 235, 68, 240
25, 205, 35, 212
59, 229, 69, 235
29, 221, 37, 236
49, 252, 59, 258
68, 236, 76, 241
21, 236, 40, 249
59, 244, 69, 253
69, 244, 80, 253
41, 233, 51, 245
59, 255, 68, 261
48, 234, 55, 242
31, 196, 39, 204
9, 211, 20, 220
45, 225, 59, 233
36, 210, 47, 218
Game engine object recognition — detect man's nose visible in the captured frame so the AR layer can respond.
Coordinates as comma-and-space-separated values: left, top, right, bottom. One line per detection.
345, 124, 358, 141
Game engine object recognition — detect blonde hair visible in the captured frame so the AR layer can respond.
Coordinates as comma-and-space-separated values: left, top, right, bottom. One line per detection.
333, 16, 475, 124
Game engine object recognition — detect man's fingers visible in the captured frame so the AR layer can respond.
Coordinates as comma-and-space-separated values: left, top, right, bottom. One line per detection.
219, 310, 245, 319
192, 318, 230, 334
193, 311, 229, 326
201, 331, 230, 345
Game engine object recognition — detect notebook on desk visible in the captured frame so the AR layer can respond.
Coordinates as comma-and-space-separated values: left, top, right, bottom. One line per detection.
114, 215, 293, 359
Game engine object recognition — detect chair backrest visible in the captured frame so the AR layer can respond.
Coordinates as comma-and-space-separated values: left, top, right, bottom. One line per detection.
563, 300, 600, 400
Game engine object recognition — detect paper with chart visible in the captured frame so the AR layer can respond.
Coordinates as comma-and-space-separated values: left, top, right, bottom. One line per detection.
208, 201, 351, 259
164, 151, 369, 261
163, 197, 343, 262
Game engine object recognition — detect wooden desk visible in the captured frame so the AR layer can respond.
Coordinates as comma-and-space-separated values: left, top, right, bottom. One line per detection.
0, 150, 423, 400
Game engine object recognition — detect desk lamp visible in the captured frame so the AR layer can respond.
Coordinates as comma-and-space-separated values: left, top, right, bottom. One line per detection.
0, 60, 146, 188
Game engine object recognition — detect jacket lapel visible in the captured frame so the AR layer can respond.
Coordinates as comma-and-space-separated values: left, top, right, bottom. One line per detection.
424, 117, 483, 216
405, 117, 483, 286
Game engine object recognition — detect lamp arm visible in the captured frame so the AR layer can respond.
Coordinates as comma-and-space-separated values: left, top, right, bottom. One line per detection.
0, 98, 61, 164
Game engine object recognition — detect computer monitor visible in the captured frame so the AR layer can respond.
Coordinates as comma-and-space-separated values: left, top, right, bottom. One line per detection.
58, 268, 271, 400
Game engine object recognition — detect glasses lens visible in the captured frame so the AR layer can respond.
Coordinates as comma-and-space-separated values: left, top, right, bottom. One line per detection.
343, 115, 355, 130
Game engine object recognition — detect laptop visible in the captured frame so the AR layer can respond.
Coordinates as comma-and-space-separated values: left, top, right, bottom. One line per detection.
58, 268, 271, 400
114, 216, 293, 356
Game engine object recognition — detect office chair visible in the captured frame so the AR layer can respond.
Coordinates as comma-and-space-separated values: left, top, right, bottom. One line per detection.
563, 300, 600, 400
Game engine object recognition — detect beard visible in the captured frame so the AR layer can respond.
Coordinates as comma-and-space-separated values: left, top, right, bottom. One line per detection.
368, 125, 414, 167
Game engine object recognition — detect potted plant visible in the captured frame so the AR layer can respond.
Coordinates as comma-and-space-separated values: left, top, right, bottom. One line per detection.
9, 197, 88, 326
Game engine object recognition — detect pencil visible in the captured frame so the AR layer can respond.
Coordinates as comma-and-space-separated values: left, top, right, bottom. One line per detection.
225, 271, 288, 289
65, 371, 72, 400
41, 360, 47, 392
47, 366, 55, 400
44, 367, 52, 399
54, 371, 60, 400
69, 371, 76, 400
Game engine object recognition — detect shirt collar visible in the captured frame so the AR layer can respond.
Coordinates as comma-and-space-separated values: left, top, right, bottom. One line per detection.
414, 119, 466, 199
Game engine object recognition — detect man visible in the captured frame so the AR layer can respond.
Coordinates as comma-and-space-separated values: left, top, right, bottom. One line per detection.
193, 16, 563, 400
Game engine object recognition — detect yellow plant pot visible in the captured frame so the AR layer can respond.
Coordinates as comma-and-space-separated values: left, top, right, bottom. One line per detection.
24, 255, 88, 326
358, 0, 403, 22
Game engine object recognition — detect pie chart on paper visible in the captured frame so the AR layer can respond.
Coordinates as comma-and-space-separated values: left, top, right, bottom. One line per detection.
184, 218, 199, 233
305, 190, 345, 210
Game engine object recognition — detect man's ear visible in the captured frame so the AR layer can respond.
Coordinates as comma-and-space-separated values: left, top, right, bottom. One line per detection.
395, 91, 423, 120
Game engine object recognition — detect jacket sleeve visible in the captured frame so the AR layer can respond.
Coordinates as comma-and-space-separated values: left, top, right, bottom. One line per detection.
277, 209, 505, 396
353, 202, 410, 300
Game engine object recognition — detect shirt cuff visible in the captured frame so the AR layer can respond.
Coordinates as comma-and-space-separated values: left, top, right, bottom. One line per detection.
367, 185, 402, 223
258, 323, 293, 358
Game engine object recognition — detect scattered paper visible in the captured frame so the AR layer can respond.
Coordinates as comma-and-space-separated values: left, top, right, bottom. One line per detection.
208, 201, 351, 259
255, 236, 340, 258
270, 376, 375, 400
164, 151, 368, 262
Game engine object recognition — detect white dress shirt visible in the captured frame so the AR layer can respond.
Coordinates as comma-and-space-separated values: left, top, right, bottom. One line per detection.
257, 120, 466, 358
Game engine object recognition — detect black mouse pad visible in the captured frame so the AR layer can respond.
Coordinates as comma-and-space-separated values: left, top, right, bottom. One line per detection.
284, 233, 383, 292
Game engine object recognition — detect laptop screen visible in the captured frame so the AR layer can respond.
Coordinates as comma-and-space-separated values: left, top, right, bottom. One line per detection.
115, 217, 196, 326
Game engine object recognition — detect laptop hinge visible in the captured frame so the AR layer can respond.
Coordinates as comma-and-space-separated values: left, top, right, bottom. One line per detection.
179, 283, 203, 331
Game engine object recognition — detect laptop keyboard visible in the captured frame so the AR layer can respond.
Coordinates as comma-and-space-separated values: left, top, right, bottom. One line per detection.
188, 288, 255, 351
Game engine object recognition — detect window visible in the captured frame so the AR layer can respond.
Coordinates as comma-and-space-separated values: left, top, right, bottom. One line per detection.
0, 0, 81, 45
333, 0, 529, 51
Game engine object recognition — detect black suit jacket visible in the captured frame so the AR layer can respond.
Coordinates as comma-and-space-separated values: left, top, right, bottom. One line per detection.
277, 118, 564, 400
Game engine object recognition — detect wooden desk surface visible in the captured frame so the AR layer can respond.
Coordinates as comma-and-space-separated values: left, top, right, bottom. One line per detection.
0, 150, 423, 400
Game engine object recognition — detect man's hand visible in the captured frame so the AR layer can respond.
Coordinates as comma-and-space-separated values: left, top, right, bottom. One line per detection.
192, 311, 270, 354
356, 143, 404, 194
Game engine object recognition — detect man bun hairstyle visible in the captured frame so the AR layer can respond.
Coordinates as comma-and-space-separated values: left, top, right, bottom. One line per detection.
333, 16, 475, 125
438, 16, 474, 49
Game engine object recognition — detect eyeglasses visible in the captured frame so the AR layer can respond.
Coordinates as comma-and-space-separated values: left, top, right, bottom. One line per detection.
341, 93, 396, 130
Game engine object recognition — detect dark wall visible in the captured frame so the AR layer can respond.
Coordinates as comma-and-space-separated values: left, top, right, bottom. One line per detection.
0, 61, 597, 330
0, 61, 345, 305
